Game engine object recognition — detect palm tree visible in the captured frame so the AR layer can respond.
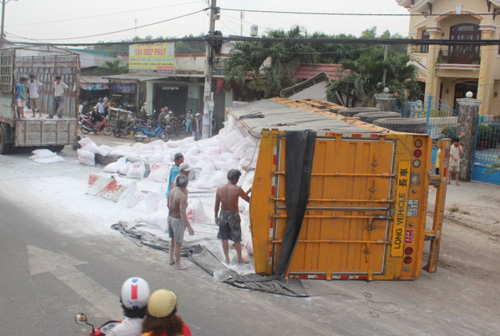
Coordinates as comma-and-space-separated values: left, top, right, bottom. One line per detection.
223, 41, 270, 100
329, 48, 420, 106
94, 59, 128, 75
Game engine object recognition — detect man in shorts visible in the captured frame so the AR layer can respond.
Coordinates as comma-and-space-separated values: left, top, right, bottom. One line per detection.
214, 169, 251, 264
15, 77, 27, 119
26, 75, 43, 117
167, 175, 194, 270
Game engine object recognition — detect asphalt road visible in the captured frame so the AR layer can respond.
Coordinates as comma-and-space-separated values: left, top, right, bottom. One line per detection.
1, 138, 498, 335
0, 191, 343, 336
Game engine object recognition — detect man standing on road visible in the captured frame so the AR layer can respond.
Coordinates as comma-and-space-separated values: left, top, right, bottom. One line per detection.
48, 76, 68, 119
214, 169, 251, 264
192, 112, 202, 141
167, 175, 194, 270
26, 75, 43, 117
448, 138, 464, 186
166, 152, 184, 198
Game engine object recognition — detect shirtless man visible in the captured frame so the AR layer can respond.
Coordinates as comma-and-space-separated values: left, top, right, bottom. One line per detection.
167, 175, 194, 270
215, 169, 251, 264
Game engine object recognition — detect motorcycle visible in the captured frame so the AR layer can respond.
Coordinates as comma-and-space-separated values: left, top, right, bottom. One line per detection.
133, 120, 168, 142
80, 110, 112, 136
113, 117, 136, 138
75, 312, 120, 336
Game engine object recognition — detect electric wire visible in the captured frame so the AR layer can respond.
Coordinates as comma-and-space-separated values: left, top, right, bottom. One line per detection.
220, 8, 497, 17
19, 9, 207, 41
6, 0, 205, 27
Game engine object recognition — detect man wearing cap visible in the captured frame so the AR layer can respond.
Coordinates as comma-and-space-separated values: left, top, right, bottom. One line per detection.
166, 152, 184, 198
192, 112, 202, 141
215, 169, 251, 264
167, 175, 194, 270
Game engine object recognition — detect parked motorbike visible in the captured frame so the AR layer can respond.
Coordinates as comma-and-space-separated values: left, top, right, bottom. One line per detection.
113, 117, 135, 138
80, 110, 112, 136
133, 120, 168, 142
75, 312, 120, 336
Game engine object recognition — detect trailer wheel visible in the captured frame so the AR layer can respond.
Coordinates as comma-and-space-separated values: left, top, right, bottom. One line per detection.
337, 107, 380, 117
374, 118, 428, 134
72, 135, 81, 150
355, 111, 402, 123
0, 123, 13, 155
49, 145, 65, 152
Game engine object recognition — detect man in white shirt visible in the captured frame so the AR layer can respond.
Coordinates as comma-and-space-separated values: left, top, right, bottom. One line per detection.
95, 98, 106, 118
26, 75, 43, 117
48, 76, 68, 119
448, 138, 464, 186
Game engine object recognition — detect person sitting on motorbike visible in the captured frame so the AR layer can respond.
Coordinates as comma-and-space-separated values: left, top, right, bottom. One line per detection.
107, 277, 151, 336
141, 289, 191, 336
90, 108, 101, 124
158, 108, 168, 128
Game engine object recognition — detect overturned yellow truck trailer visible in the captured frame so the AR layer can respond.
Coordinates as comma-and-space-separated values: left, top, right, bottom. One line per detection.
228, 98, 449, 281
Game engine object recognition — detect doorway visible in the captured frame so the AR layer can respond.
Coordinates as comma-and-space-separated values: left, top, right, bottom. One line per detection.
153, 84, 187, 116
453, 82, 478, 111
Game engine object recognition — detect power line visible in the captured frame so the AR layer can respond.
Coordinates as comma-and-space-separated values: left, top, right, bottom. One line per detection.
220, 7, 496, 17
17, 9, 207, 41
6, 0, 204, 27
7, 35, 500, 48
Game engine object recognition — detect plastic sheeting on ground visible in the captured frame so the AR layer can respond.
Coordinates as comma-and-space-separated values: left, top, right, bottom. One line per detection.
111, 220, 308, 297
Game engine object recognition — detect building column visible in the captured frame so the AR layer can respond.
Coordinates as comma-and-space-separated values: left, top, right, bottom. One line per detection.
477, 26, 496, 115
424, 27, 442, 106
456, 97, 482, 181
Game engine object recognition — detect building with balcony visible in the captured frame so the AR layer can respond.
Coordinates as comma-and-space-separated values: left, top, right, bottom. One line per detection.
397, 0, 500, 115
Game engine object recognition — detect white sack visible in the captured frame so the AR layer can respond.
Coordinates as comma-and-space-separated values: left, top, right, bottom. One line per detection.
33, 156, 66, 164
126, 161, 146, 179
118, 182, 143, 208
134, 191, 158, 214
187, 198, 208, 223
148, 163, 170, 182
77, 149, 95, 166
78, 137, 99, 153
145, 209, 169, 231
31, 149, 56, 159
103, 161, 119, 173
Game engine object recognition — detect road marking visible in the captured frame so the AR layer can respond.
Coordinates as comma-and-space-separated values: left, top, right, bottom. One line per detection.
28, 245, 122, 319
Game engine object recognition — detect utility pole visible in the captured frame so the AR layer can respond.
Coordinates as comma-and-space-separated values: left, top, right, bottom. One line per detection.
202, 0, 218, 139
382, 44, 388, 86
0, 0, 16, 48
1, 0, 7, 48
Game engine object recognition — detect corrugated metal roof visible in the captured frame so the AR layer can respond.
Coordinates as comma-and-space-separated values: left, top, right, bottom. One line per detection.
80, 75, 109, 84
292, 64, 350, 81
227, 99, 370, 138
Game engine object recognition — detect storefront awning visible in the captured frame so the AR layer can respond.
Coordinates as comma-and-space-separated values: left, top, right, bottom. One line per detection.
103, 73, 171, 81
80, 75, 110, 90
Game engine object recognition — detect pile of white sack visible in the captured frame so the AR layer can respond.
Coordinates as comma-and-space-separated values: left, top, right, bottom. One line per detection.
30, 149, 65, 164
83, 115, 260, 255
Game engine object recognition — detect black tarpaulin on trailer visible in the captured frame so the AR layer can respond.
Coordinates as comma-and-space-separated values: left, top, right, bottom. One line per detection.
275, 130, 316, 277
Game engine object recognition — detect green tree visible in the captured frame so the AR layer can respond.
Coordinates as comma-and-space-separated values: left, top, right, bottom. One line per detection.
93, 59, 128, 75
329, 49, 420, 106
223, 41, 270, 100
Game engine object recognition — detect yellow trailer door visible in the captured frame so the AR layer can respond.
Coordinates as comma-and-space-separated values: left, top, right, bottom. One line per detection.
251, 131, 397, 280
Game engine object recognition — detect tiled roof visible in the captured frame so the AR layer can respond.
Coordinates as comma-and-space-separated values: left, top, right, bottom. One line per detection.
292, 64, 350, 81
